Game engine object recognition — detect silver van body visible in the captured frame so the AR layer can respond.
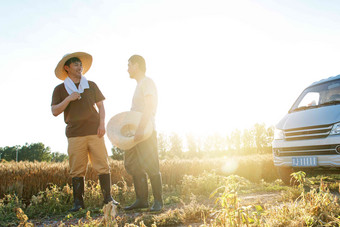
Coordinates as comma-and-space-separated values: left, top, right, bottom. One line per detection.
272, 75, 340, 182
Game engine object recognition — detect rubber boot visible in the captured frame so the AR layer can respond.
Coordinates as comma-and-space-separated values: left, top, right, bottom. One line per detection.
69, 177, 85, 212
99, 174, 119, 206
149, 173, 163, 212
124, 174, 149, 210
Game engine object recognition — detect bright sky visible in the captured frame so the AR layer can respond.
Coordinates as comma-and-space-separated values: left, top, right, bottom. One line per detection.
1, 0, 340, 154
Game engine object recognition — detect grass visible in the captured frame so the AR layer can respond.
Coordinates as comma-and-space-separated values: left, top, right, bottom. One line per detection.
1, 155, 339, 226
1, 170, 339, 226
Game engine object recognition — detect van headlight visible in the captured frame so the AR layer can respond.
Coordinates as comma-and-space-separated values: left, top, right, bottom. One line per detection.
330, 122, 340, 135
274, 129, 284, 140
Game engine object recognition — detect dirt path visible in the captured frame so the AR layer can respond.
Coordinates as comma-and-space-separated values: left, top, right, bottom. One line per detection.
30, 188, 340, 227
30, 191, 285, 227
239, 191, 283, 205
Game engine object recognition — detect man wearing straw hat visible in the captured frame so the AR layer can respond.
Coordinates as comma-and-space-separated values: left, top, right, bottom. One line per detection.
51, 52, 119, 212
123, 55, 163, 212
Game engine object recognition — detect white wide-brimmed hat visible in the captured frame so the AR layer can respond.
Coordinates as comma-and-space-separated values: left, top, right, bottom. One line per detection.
54, 52, 92, 80
106, 111, 153, 150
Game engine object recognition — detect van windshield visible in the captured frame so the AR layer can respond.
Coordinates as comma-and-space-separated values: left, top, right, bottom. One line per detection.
290, 79, 340, 113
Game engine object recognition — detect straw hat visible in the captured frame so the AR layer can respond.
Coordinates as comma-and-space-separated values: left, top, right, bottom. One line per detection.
54, 52, 92, 80
106, 111, 153, 150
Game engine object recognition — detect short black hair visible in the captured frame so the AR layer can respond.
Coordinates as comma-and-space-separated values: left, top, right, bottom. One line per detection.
64, 57, 81, 67
129, 55, 146, 73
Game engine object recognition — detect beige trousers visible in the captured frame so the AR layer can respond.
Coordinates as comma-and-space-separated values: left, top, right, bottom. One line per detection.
67, 135, 110, 178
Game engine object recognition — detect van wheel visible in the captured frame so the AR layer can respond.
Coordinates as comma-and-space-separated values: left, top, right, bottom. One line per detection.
277, 166, 294, 185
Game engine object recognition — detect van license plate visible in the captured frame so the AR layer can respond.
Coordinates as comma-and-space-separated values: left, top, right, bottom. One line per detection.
292, 157, 317, 167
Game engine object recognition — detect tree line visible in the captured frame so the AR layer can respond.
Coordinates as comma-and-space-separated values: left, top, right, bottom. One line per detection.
112, 123, 274, 160
0, 123, 273, 162
0, 143, 67, 162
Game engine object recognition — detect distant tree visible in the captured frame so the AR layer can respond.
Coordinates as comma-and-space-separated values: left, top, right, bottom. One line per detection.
186, 134, 198, 157
169, 133, 183, 158
230, 129, 241, 152
203, 135, 213, 154
196, 136, 205, 157
0, 146, 18, 161
158, 133, 170, 159
226, 135, 233, 151
264, 125, 274, 153
242, 128, 255, 154
111, 146, 124, 160
202, 133, 226, 156
19, 143, 52, 162
212, 133, 227, 155
51, 152, 68, 162
253, 123, 267, 153
0, 143, 52, 162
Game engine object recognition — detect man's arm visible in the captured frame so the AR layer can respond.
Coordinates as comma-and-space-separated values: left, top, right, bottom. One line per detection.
134, 95, 155, 142
51, 92, 80, 116
96, 100, 106, 138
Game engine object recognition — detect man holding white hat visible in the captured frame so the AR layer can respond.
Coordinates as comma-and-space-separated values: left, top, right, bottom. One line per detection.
51, 52, 119, 212
123, 55, 163, 212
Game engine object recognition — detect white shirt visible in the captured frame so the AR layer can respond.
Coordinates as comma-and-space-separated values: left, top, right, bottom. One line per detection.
131, 77, 158, 129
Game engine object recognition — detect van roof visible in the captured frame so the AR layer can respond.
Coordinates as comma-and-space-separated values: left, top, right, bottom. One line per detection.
310, 74, 340, 87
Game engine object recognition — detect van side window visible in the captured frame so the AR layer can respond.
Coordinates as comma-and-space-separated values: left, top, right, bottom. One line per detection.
326, 83, 340, 102
298, 92, 319, 107
328, 94, 340, 102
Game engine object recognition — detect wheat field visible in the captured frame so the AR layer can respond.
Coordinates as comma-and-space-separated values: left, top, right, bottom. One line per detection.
0, 154, 277, 202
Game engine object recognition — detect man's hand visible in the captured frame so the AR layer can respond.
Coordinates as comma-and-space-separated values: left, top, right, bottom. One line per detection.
97, 122, 106, 138
134, 127, 144, 142
51, 92, 80, 117
68, 92, 81, 101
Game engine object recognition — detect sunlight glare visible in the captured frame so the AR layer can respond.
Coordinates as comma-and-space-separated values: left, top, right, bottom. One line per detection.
221, 157, 238, 174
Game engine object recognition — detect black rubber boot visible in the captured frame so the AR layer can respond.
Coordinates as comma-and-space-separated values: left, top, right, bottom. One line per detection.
99, 174, 119, 206
124, 174, 149, 210
69, 177, 85, 212
150, 173, 163, 212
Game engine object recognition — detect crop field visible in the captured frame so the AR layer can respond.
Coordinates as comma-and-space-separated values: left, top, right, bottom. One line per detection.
1, 154, 339, 226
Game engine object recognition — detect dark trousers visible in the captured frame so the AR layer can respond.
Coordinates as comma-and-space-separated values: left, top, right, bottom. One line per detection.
124, 131, 160, 177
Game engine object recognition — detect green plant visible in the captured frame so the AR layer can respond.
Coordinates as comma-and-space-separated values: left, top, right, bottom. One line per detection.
25, 184, 71, 217
209, 176, 264, 226
290, 171, 306, 186
16, 208, 33, 227
264, 173, 340, 226
0, 194, 23, 226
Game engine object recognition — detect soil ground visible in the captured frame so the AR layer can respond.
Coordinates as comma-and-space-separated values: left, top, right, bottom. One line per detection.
28, 184, 340, 226
30, 191, 284, 227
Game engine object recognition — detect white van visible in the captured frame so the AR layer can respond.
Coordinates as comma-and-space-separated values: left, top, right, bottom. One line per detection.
272, 75, 340, 184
